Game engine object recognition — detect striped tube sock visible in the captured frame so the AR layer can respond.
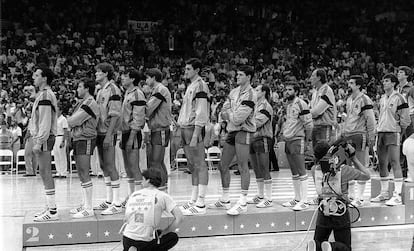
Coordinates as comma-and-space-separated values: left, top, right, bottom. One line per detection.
127, 178, 135, 196
196, 184, 207, 206
394, 178, 403, 196
264, 179, 272, 201
81, 181, 93, 210
45, 189, 56, 210
299, 175, 308, 203
257, 178, 264, 198
135, 180, 142, 191
111, 180, 121, 206
104, 176, 113, 203
292, 175, 300, 201
380, 177, 389, 195
221, 187, 230, 202
239, 190, 248, 205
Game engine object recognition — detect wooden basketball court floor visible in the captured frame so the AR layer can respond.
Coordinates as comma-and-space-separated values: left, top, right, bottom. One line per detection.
1, 169, 414, 250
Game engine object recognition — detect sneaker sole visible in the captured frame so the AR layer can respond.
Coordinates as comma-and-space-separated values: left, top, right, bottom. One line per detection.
34, 217, 59, 222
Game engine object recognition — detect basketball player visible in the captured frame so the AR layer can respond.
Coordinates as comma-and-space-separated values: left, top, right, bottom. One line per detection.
67, 78, 99, 218
31, 66, 58, 222
209, 65, 257, 216
177, 58, 210, 215
94, 63, 123, 215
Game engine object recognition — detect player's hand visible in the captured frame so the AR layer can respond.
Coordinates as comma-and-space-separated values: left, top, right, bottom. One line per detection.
33, 144, 41, 155
126, 137, 134, 151
344, 143, 356, 158
189, 136, 198, 147
103, 135, 112, 149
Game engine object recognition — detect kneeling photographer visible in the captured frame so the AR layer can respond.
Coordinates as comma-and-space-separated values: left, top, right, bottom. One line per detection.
307, 141, 370, 251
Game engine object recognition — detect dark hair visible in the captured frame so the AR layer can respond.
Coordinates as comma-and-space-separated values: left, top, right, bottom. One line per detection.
145, 68, 163, 82
185, 58, 202, 72
285, 81, 300, 95
383, 73, 399, 88
398, 66, 412, 78
124, 68, 141, 86
315, 69, 327, 84
314, 141, 330, 161
80, 78, 96, 96
349, 75, 365, 89
95, 63, 115, 80
238, 65, 254, 78
36, 65, 55, 85
260, 85, 271, 101
142, 169, 162, 187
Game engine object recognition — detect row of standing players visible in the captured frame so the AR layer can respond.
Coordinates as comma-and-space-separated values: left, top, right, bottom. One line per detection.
29, 60, 412, 222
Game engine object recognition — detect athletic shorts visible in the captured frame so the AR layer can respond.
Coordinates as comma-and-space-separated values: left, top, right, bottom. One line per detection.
312, 125, 332, 146
377, 132, 400, 147
151, 129, 170, 147
285, 138, 305, 155
250, 137, 272, 154
73, 139, 96, 155
120, 130, 142, 150
225, 131, 252, 145
96, 134, 117, 148
180, 126, 205, 146
343, 134, 367, 151
40, 135, 55, 152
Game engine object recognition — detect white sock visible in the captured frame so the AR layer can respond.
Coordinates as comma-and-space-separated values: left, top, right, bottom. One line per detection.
299, 175, 308, 203
191, 185, 199, 203
196, 184, 207, 206
292, 176, 300, 201
239, 190, 248, 205
257, 178, 264, 198
104, 176, 113, 203
380, 177, 389, 194
221, 187, 230, 202
264, 179, 272, 201
84, 184, 93, 210
357, 181, 366, 200
45, 189, 56, 209
111, 180, 121, 206
81, 183, 86, 206
394, 178, 403, 196
127, 178, 135, 196
135, 180, 142, 191
348, 180, 356, 200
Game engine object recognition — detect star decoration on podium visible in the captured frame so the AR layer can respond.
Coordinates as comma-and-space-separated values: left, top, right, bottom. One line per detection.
410, 214, 414, 219
48, 233, 54, 239
208, 225, 212, 231
285, 221, 290, 226
191, 226, 196, 232
384, 216, 388, 221
357, 218, 362, 222
301, 221, 306, 225
104, 230, 110, 237
255, 223, 260, 228
397, 216, 401, 220
66, 233, 73, 239
270, 222, 275, 227
175, 228, 180, 233
371, 217, 375, 221
86, 232, 92, 238
224, 225, 228, 230
240, 224, 245, 229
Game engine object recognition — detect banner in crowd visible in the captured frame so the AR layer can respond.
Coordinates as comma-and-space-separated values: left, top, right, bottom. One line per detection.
127, 20, 158, 34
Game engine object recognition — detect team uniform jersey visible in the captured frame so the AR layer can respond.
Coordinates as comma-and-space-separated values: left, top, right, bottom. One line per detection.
310, 83, 337, 126
282, 97, 313, 141
68, 96, 99, 141
31, 86, 57, 147
96, 80, 122, 135
377, 91, 410, 133
253, 97, 273, 139
146, 83, 172, 131
121, 86, 146, 132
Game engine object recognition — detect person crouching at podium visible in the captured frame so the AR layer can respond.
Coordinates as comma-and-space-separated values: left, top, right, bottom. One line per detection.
307, 141, 370, 251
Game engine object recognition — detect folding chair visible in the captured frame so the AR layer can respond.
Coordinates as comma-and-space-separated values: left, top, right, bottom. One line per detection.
15, 149, 25, 175
206, 146, 222, 171
69, 149, 76, 174
174, 148, 187, 171
0, 149, 13, 174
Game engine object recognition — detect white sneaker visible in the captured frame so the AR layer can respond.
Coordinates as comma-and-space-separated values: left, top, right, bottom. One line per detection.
321, 241, 333, 251
350, 199, 364, 207
182, 205, 206, 216
385, 195, 402, 206
371, 192, 390, 203
73, 209, 94, 218
308, 198, 319, 205
34, 210, 59, 222
256, 199, 273, 208
94, 201, 111, 210
101, 204, 123, 215
207, 200, 231, 210
179, 201, 195, 211
282, 199, 299, 207
247, 195, 263, 204
226, 203, 247, 216
34, 207, 48, 218
292, 201, 309, 211
70, 205, 84, 214
307, 240, 316, 251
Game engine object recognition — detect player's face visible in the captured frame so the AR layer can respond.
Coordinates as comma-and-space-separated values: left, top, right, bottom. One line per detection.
348, 79, 358, 92
382, 78, 394, 91
255, 85, 264, 99
309, 70, 319, 87
285, 86, 295, 99
32, 69, 44, 87
121, 73, 133, 88
77, 82, 86, 99
95, 69, 107, 83
236, 71, 249, 86
397, 70, 407, 82
184, 64, 197, 80
145, 75, 155, 86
